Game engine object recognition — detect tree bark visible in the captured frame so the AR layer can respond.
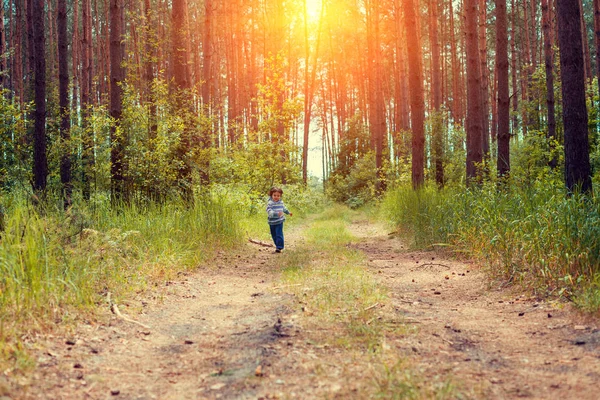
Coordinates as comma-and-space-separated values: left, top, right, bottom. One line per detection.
58, 0, 71, 207
404, 0, 425, 189
557, 0, 593, 194
429, 0, 444, 187
542, 0, 557, 169
465, 0, 484, 184
110, 0, 126, 201
479, 0, 490, 158
510, 0, 519, 135
496, 0, 510, 178
32, 0, 47, 192
449, 0, 463, 124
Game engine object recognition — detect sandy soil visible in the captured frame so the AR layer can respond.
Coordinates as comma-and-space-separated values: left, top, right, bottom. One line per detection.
8, 219, 600, 399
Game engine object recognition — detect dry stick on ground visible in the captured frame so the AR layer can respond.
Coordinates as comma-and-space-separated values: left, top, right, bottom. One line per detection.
106, 292, 151, 330
248, 238, 274, 247
415, 263, 451, 270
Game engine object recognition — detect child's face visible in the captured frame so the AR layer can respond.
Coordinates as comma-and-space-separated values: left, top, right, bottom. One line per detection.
271, 191, 282, 201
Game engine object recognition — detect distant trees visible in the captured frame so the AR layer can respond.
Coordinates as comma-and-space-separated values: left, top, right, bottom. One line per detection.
0, 0, 597, 202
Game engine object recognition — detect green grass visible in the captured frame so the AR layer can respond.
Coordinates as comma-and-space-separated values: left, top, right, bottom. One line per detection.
381, 182, 600, 309
0, 191, 244, 372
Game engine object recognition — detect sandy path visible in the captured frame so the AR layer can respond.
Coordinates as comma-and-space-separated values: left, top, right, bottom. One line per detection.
349, 220, 600, 399
12, 218, 600, 399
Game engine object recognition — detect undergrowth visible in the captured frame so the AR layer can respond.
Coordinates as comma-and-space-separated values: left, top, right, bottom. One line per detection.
381, 182, 600, 309
0, 183, 324, 373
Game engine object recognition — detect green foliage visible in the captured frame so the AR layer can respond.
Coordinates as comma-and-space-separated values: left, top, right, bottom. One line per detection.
0, 190, 243, 361
381, 181, 600, 307
0, 93, 31, 189
326, 153, 381, 208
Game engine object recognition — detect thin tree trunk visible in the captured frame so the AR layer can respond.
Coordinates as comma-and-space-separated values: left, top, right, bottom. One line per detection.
542, 0, 557, 169
479, 0, 490, 158
430, 0, 444, 187
449, 0, 462, 124
511, 0, 519, 135
496, 0, 510, 178
32, 0, 47, 192
58, 0, 71, 207
110, 0, 126, 200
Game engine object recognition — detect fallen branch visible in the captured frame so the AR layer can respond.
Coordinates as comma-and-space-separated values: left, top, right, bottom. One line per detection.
364, 302, 381, 311
107, 292, 151, 330
248, 238, 274, 248
415, 263, 451, 270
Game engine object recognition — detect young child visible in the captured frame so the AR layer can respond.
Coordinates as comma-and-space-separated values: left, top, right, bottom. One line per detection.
266, 187, 292, 253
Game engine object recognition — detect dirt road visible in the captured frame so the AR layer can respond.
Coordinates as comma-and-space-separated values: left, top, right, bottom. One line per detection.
12, 218, 600, 399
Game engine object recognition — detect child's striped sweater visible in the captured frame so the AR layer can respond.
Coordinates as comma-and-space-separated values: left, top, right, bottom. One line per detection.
266, 198, 290, 225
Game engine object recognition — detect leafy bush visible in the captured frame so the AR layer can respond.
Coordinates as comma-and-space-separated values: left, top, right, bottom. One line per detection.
326, 153, 379, 208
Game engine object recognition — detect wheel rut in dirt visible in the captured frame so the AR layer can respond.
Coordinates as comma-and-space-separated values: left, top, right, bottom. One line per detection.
349, 220, 600, 399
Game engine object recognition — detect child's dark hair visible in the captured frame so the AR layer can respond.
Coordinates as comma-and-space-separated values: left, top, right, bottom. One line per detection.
269, 186, 283, 197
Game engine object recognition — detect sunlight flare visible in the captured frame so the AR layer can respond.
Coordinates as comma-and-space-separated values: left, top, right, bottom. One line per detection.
305, 0, 322, 23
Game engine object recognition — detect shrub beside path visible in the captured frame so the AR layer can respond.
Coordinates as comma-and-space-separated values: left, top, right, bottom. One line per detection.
8, 214, 600, 399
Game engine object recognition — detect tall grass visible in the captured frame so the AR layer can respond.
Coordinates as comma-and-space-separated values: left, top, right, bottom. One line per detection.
0, 191, 242, 358
381, 182, 600, 304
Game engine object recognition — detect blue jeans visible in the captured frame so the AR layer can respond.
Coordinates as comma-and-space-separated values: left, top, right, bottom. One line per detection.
269, 222, 284, 250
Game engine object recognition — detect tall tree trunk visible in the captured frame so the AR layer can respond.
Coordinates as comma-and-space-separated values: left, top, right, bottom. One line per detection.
542, 0, 557, 169
479, 0, 490, 158
430, 0, 444, 187
511, 0, 519, 135
81, 0, 93, 200
144, 0, 157, 139
404, 0, 425, 189
557, 0, 593, 194
366, 0, 387, 193
110, 0, 126, 200
13, 0, 24, 104
449, 0, 463, 124
465, 0, 484, 183
496, 0, 510, 178
32, 0, 47, 192
172, 0, 200, 193
58, 0, 71, 207
201, 0, 212, 111
579, 0, 593, 85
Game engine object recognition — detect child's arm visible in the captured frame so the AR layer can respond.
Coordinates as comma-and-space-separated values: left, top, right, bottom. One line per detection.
283, 204, 292, 216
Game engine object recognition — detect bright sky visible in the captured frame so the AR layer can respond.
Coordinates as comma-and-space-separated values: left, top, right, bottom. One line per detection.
305, 0, 322, 23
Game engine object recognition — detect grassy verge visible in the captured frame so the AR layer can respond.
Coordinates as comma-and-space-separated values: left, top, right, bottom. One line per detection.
381, 183, 600, 311
0, 192, 242, 373
278, 205, 461, 398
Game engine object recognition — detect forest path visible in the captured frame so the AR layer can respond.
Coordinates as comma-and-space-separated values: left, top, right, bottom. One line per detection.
16, 214, 600, 399
348, 219, 600, 399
